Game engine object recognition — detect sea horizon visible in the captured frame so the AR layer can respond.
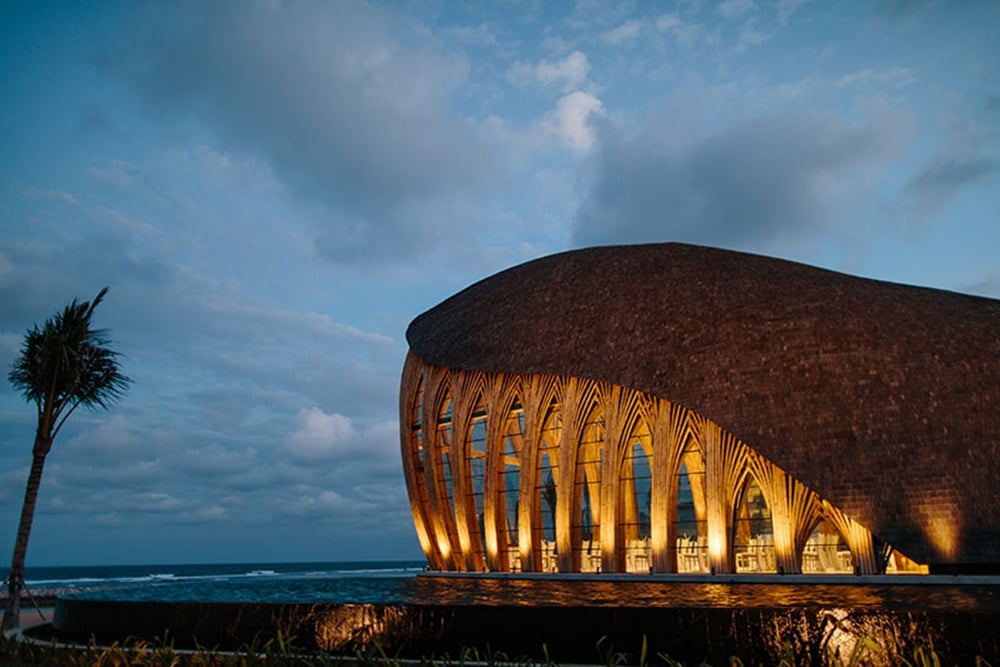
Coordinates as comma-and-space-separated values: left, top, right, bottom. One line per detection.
1, 559, 428, 599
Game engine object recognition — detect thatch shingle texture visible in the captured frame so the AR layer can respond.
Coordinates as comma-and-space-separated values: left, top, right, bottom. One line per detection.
406, 243, 1000, 567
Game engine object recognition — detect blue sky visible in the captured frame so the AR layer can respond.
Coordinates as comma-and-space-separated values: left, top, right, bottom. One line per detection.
1, 0, 997, 566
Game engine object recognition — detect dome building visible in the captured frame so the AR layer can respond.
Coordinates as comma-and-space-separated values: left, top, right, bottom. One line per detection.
399, 243, 999, 575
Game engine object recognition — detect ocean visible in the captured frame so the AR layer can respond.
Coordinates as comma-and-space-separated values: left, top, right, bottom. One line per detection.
5, 560, 427, 604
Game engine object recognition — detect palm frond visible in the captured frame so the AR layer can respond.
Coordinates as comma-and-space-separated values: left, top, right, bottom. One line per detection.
7, 288, 131, 431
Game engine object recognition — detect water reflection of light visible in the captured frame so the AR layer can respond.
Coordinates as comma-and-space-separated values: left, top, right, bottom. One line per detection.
314, 604, 414, 652
315, 605, 374, 651
71, 572, 998, 611
303, 581, 991, 661
406, 576, 995, 611
819, 608, 860, 664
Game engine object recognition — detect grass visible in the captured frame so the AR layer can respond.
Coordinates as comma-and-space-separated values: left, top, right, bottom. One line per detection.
0, 631, 994, 666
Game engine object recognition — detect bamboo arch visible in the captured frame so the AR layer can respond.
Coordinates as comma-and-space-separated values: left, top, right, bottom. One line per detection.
400, 352, 921, 575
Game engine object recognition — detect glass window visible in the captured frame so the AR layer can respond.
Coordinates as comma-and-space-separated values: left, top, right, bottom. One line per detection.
733, 477, 776, 573
802, 519, 851, 574
534, 399, 561, 572
499, 400, 523, 571
465, 400, 487, 569
573, 402, 604, 572
620, 428, 652, 573
674, 437, 708, 573
435, 398, 458, 549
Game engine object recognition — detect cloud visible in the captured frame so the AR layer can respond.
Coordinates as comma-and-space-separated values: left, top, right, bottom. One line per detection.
175, 445, 259, 477
446, 22, 499, 47
110, 1, 501, 263
284, 406, 400, 470
0, 461, 29, 506
287, 407, 356, 463
0, 331, 21, 369
0, 166, 413, 555
574, 109, 910, 249
189, 504, 229, 523
717, 0, 758, 20
283, 489, 375, 518
906, 154, 996, 196
507, 51, 591, 92
777, 0, 811, 25
736, 22, 772, 51
0, 190, 403, 420
66, 414, 132, 452
542, 92, 606, 151
837, 67, 917, 90
48, 458, 166, 491
118, 492, 185, 514
655, 14, 703, 48
87, 161, 134, 189
656, 14, 682, 31
901, 152, 997, 219
601, 19, 644, 44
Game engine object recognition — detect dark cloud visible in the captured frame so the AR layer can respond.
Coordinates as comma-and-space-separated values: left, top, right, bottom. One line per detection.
573, 111, 908, 250
902, 153, 997, 217
0, 227, 174, 342
907, 155, 996, 193
110, 1, 502, 263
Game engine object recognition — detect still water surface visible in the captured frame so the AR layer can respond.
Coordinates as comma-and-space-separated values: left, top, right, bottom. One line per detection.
66, 569, 998, 611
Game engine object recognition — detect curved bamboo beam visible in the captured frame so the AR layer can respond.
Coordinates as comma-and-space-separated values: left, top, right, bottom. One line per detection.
399, 353, 921, 575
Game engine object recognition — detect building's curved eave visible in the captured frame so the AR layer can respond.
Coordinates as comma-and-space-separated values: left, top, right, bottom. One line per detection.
406, 243, 1000, 565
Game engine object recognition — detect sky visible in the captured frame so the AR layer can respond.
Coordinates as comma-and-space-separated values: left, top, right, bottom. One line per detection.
0, 0, 997, 567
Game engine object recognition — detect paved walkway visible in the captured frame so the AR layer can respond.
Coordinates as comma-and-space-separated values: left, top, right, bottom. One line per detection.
4, 606, 53, 629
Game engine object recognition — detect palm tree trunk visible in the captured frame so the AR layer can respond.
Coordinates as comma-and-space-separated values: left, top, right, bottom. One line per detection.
2, 439, 49, 631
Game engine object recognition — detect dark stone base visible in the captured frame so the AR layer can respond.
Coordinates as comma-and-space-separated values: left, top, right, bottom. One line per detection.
51, 598, 999, 665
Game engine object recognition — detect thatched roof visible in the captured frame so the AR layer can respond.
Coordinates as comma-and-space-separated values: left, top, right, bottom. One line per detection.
407, 243, 1000, 567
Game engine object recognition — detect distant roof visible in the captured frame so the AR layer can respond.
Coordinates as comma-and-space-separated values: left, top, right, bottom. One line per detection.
407, 243, 1000, 566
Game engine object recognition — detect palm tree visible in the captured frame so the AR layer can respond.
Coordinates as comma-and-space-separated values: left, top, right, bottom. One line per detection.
2, 288, 129, 630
